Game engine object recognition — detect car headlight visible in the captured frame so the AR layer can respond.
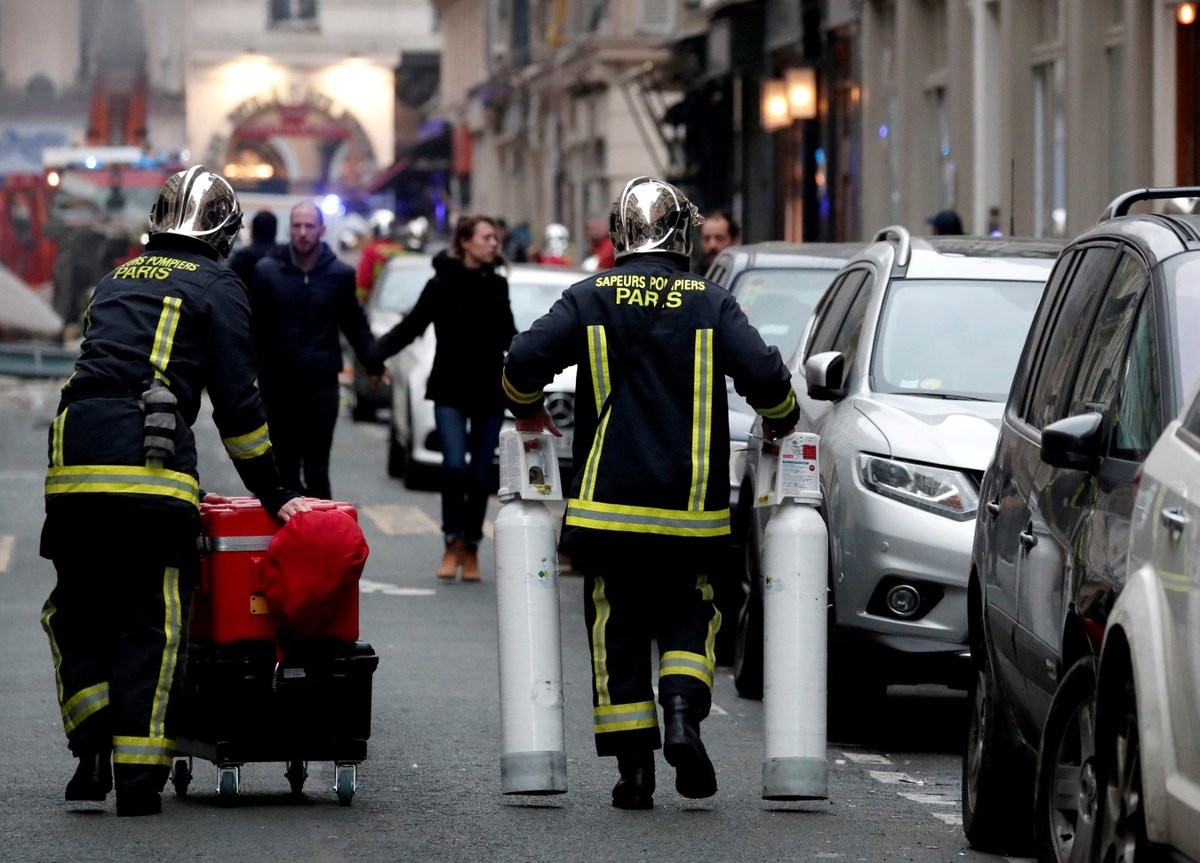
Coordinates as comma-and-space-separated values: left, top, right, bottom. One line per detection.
857, 454, 978, 520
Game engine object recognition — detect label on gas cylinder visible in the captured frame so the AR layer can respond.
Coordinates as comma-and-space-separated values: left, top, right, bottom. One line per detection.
777, 433, 820, 499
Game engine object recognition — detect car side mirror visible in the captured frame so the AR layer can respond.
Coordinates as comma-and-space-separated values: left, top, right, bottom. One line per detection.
1040, 413, 1104, 472
805, 351, 846, 401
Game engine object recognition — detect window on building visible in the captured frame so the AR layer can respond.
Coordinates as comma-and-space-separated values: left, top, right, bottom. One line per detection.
640, 0, 675, 34
1032, 0, 1065, 238
1105, 4, 1127, 200
269, 0, 319, 30
921, 0, 953, 214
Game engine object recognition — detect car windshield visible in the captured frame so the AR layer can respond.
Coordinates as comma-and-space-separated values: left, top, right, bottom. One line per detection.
374, 264, 433, 314
872, 278, 1044, 401
731, 268, 837, 359
509, 276, 574, 331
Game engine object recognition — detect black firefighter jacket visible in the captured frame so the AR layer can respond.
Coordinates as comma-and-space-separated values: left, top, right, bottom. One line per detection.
368, 250, 517, 414
502, 252, 800, 567
251, 242, 381, 388
41, 235, 292, 560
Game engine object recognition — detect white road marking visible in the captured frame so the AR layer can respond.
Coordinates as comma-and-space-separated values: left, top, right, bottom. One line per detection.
359, 578, 436, 597
360, 504, 440, 535
0, 535, 12, 572
841, 751, 892, 765
898, 792, 956, 805
867, 770, 924, 785
932, 811, 963, 826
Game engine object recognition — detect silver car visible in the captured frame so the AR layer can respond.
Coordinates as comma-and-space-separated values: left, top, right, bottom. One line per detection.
733, 228, 1061, 708
1091, 383, 1200, 862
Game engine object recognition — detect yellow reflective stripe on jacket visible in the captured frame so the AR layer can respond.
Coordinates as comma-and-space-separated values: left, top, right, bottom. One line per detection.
759, 388, 797, 420
659, 650, 715, 688
222, 423, 271, 460
149, 567, 182, 740
565, 499, 730, 537
45, 465, 200, 506
689, 328, 713, 511
578, 409, 612, 501
61, 682, 110, 734
113, 735, 174, 767
593, 701, 658, 734
502, 370, 543, 405
149, 296, 183, 384
590, 575, 612, 704
587, 325, 611, 414
51, 408, 67, 466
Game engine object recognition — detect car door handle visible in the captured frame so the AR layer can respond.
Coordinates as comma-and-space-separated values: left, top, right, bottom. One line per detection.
1018, 528, 1037, 550
985, 499, 1001, 517
1161, 507, 1191, 536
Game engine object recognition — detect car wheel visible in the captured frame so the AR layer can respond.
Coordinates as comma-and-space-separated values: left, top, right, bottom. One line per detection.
387, 417, 407, 479
1092, 662, 1166, 863
962, 632, 1034, 854
1034, 656, 1099, 863
732, 515, 764, 700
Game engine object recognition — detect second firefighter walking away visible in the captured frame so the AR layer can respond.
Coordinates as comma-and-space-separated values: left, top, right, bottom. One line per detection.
38, 166, 307, 817
502, 176, 799, 809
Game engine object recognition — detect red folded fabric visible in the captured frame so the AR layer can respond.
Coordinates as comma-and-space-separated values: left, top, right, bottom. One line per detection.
262, 508, 368, 660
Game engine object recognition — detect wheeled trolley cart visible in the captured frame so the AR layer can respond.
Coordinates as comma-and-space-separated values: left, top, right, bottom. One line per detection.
172, 498, 377, 806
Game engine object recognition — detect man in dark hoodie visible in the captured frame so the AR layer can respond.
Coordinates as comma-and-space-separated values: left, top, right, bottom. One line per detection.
227, 209, 278, 291
251, 200, 383, 500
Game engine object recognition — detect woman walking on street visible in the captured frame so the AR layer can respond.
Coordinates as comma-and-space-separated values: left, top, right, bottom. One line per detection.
368, 215, 516, 580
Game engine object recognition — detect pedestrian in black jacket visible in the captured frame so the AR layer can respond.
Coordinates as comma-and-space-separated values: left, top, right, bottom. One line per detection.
368, 215, 517, 581
40, 167, 307, 817
227, 209, 277, 290
251, 200, 383, 500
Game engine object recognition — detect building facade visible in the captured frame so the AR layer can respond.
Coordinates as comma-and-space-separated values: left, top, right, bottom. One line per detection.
431, 0, 695, 259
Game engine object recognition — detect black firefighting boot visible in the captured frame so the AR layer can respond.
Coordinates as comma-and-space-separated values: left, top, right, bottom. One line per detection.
611, 750, 655, 810
662, 695, 717, 799
64, 751, 112, 811
116, 790, 162, 817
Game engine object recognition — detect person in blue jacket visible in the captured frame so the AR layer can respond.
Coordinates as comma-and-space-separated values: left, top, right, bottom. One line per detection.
251, 200, 383, 500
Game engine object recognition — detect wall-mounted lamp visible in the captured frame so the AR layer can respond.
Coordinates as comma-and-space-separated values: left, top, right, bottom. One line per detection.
1180, 2, 1197, 24
761, 79, 791, 131
785, 67, 817, 120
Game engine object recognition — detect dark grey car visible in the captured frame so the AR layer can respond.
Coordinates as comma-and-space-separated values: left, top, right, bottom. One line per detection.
964, 188, 1200, 860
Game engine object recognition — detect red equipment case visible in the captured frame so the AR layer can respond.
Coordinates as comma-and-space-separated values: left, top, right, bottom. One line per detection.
173, 497, 375, 806
190, 497, 360, 644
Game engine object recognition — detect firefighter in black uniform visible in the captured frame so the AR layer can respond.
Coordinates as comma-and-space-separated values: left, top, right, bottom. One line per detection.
39, 166, 308, 816
502, 176, 799, 809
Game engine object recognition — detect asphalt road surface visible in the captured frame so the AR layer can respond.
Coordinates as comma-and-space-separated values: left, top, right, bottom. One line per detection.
0, 377, 1035, 863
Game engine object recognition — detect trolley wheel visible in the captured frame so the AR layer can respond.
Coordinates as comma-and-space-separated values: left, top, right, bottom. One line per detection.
286, 760, 308, 796
217, 765, 240, 802
335, 764, 356, 806
171, 758, 192, 797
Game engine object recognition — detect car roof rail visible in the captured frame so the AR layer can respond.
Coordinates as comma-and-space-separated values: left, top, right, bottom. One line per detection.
1100, 187, 1200, 221
871, 224, 911, 267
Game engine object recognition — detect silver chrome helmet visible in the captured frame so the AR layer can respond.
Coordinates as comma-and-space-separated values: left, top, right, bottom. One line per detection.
148, 166, 243, 258
403, 216, 429, 251
609, 176, 702, 260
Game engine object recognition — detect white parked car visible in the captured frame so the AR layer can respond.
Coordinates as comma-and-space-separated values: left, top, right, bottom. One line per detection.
1090, 383, 1200, 862
386, 263, 583, 488
733, 227, 1061, 709
356, 254, 435, 421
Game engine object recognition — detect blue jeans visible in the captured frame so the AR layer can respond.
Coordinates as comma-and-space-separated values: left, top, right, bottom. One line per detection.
434, 404, 503, 547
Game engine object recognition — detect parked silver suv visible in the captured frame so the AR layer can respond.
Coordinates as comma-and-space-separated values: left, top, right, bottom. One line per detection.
733, 228, 1061, 715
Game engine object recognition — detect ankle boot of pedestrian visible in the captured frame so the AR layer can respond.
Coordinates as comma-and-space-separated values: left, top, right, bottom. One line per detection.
612, 751, 655, 810
662, 695, 717, 799
460, 544, 481, 581
436, 538, 464, 579
65, 751, 113, 810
